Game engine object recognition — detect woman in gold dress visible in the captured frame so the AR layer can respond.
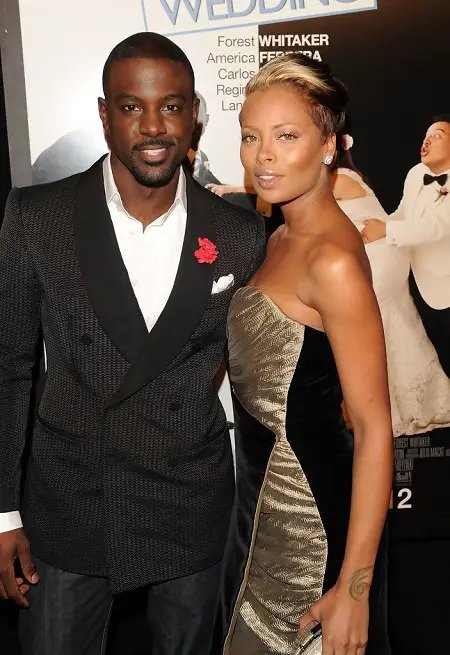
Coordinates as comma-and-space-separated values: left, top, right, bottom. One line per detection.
217, 55, 392, 655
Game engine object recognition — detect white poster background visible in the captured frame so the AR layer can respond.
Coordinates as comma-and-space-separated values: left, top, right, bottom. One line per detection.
18, 0, 376, 183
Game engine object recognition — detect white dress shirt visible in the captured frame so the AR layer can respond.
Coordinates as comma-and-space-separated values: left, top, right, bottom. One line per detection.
0, 155, 187, 533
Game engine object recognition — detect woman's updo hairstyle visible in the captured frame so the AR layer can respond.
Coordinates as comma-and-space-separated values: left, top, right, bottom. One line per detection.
245, 53, 348, 142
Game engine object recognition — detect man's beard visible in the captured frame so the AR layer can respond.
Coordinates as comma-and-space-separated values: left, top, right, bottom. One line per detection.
130, 158, 180, 188
130, 139, 181, 188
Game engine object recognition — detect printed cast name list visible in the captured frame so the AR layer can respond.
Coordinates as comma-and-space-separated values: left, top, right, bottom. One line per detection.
208, 35, 257, 111
209, 33, 330, 111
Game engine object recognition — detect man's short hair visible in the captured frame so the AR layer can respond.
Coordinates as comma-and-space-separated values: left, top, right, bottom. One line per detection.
102, 32, 195, 99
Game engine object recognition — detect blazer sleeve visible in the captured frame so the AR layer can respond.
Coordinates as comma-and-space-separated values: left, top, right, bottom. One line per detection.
0, 188, 42, 512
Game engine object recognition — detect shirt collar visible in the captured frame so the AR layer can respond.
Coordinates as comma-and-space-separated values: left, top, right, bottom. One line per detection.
103, 153, 187, 225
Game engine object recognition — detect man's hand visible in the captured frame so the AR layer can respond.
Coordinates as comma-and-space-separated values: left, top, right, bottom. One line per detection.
0, 528, 39, 607
206, 184, 246, 197
361, 219, 386, 244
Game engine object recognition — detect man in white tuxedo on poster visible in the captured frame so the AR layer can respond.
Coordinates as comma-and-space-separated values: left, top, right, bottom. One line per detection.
363, 115, 450, 377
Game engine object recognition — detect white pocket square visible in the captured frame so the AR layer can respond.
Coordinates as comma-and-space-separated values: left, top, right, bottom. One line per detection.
212, 274, 234, 294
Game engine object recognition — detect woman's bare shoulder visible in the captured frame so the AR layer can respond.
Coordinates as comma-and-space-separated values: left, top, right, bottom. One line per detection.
305, 228, 370, 287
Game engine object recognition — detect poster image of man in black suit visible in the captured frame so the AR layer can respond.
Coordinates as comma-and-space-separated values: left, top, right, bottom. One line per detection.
0, 32, 265, 655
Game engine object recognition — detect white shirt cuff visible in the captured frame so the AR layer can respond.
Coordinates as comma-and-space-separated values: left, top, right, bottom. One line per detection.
0, 511, 23, 533
385, 223, 398, 245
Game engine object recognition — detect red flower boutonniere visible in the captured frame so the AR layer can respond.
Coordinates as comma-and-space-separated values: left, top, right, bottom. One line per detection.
435, 185, 449, 203
194, 237, 218, 264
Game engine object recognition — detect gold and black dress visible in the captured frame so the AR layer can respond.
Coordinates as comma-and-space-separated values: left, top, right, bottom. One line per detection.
215, 286, 389, 655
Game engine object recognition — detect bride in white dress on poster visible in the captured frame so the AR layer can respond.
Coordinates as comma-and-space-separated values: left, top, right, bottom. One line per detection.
332, 133, 450, 436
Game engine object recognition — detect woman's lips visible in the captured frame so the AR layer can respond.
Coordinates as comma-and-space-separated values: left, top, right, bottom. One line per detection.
255, 173, 282, 189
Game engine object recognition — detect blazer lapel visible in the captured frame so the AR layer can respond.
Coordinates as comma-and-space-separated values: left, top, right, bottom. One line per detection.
109, 171, 217, 406
412, 188, 425, 220
409, 166, 427, 219
74, 157, 148, 363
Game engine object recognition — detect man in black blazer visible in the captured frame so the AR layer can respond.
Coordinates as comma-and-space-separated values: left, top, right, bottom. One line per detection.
0, 32, 265, 655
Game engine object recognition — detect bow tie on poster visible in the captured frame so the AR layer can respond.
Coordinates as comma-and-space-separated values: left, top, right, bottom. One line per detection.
423, 173, 448, 187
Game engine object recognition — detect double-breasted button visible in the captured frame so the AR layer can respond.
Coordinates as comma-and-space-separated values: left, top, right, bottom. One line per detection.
169, 401, 181, 411
80, 334, 92, 345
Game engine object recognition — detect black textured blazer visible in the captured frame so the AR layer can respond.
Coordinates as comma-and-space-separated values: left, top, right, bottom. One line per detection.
0, 158, 266, 592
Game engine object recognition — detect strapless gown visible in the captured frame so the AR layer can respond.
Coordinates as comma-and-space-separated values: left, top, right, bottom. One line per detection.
216, 286, 389, 654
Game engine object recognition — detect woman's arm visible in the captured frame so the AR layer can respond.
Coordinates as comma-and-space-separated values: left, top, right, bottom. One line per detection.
300, 247, 392, 654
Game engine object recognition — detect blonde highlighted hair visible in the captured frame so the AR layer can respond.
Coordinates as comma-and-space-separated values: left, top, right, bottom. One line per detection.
245, 53, 348, 140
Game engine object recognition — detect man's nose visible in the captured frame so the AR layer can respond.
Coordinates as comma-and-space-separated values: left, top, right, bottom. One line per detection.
140, 109, 167, 137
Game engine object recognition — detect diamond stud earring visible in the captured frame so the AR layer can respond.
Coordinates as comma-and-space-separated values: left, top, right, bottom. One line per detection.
323, 155, 333, 166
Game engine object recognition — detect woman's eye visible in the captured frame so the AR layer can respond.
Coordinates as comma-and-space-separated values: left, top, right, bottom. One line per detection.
278, 132, 297, 141
241, 134, 256, 143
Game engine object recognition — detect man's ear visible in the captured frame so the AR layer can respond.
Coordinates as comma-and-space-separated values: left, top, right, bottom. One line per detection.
192, 95, 200, 129
98, 98, 110, 143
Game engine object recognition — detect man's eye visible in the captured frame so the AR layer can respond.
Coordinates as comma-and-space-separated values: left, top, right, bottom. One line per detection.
164, 104, 181, 112
123, 105, 140, 112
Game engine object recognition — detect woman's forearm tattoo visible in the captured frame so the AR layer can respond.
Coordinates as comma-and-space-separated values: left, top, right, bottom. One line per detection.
348, 566, 373, 600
